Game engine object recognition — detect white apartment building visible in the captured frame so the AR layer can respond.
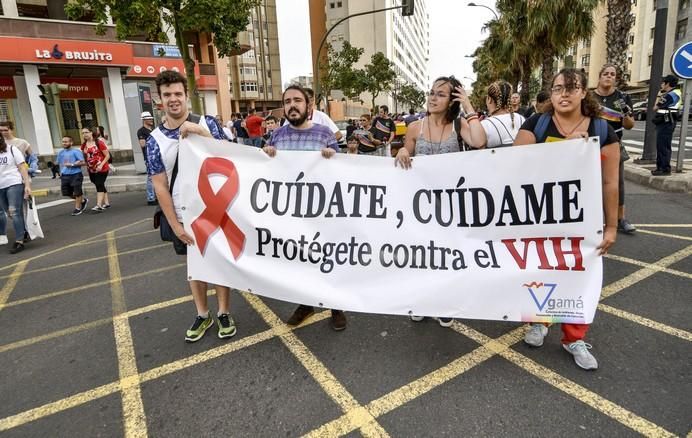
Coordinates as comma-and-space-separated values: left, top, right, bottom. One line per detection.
321, 0, 430, 110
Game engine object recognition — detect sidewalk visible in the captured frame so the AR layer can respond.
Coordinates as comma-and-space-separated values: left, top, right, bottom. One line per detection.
31, 163, 146, 199
623, 152, 692, 193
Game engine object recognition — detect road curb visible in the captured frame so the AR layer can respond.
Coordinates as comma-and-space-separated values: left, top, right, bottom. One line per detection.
623, 162, 692, 193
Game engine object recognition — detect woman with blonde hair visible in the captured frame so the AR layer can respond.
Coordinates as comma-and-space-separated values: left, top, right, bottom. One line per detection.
481, 81, 526, 148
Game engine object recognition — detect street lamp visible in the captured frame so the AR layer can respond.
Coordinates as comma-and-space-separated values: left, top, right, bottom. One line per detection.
467, 2, 499, 19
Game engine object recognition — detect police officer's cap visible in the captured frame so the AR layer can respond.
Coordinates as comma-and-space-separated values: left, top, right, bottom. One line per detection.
662, 75, 679, 87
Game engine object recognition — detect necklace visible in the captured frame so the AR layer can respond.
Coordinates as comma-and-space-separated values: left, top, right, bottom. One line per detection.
426, 117, 445, 155
553, 115, 587, 137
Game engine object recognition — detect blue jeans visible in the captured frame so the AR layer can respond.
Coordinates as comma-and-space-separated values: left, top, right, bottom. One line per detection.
0, 183, 26, 240
146, 173, 156, 202
655, 121, 674, 172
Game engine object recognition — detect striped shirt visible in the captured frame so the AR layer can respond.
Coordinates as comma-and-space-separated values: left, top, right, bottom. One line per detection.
269, 123, 339, 152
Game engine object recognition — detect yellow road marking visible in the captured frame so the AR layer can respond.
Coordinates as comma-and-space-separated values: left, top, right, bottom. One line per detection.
2, 263, 185, 309
498, 346, 676, 437
606, 254, 692, 279
242, 293, 390, 438
0, 261, 27, 312
0, 291, 217, 355
0, 243, 170, 281
31, 189, 48, 197
0, 382, 122, 431
598, 304, 692, 341
107, 233, 147, 438
0, 308, 330, 432
636, 229, 692, 241
602, 245, 692, 299
0, 218, 151, 272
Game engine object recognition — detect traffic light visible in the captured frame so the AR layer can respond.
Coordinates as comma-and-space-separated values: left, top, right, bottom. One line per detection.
401, 0, 415, 16
37, 83, 68, 106
37, 84, 53, 105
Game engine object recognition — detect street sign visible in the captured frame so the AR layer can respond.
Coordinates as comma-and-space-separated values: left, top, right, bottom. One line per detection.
671, 41, 692, 80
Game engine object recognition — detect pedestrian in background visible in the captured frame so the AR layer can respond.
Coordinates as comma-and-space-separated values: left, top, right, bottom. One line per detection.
0, 134, 31, 253
523, 90, 550, 119
0, 121, 38, 176
594, 63, 636, 234
514, 68, 620, 371
233, 112, 248, 145
57, 136, 88, 216
371, 105, 396, 148
245, 108, 264, 147
81, 127, 111, 212
353, 113, 384, 156
652, 75, 682, 176
137, 111, 157, 205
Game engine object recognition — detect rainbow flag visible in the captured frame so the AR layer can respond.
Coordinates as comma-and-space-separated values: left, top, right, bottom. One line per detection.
600, 105, 623, 123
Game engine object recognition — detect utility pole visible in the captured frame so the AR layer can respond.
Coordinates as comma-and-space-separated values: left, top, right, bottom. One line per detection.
638, 0, 669, 163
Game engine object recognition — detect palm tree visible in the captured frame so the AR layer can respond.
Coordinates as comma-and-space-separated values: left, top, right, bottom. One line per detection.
604, 0, 635, 88
523, 0, 599, 87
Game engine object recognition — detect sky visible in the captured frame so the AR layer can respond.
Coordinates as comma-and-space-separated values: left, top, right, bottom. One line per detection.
275, 0, 497, 91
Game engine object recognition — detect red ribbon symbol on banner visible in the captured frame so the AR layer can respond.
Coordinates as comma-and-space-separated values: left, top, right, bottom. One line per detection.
191, 157, 245, 259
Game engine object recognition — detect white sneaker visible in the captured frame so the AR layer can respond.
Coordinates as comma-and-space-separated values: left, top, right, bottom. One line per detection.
563, 340, 598, 370
435, 317, 453, 327
410, 315, 425, 322
524, 324, 549, 347
0, 235, 7, 245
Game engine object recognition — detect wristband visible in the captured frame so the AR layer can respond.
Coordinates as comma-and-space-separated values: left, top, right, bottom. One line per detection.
464, 112, 478, 120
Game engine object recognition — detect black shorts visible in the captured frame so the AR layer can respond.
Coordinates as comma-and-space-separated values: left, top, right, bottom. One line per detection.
61, 173, 84, 198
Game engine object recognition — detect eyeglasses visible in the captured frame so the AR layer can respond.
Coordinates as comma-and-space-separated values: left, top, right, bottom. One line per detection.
550, 85, 583, 95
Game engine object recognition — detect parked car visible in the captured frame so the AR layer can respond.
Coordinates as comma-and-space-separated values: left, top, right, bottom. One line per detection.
632, 101, 647, 121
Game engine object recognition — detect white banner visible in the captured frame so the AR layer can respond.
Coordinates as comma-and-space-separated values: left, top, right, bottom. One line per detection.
180, 136, 604, 324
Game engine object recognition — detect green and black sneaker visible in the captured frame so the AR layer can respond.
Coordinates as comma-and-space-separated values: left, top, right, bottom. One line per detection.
217, 313, 237, 339
185, 312, 214, 343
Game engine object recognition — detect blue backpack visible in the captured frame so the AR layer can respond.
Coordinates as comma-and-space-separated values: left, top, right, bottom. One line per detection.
533, 113, 608, 146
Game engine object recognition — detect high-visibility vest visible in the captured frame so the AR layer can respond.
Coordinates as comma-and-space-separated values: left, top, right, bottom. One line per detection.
656, 88, 682, 114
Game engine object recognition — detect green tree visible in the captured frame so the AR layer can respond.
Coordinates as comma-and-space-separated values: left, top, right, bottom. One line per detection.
398, 83, 425, 111
360, 52, 396, 112
604, 0, 635, 88
522, 0, 599, 87
320, 41, 364, 106
65, 0, 257, 113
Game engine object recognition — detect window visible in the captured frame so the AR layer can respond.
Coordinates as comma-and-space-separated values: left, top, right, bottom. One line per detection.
680, 0, 689, 11
582, 39, 590, 49
676, 19, 687, 40
242, 67, 256, 75
650, 27, 655, 39
627, 53, 633, 64
240, 81, 258, 92
628, 34, 635, 45
581, 54, 590, 67
648, 55, 652, 66
337, 1, 343, 6
329, 2, 335, 8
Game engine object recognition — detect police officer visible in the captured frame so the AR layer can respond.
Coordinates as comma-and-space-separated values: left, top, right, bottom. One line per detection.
652, 75, 682, 176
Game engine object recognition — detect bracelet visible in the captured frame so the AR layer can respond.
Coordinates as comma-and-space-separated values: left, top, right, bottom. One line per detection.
464, 112, 477, 120
465, 115, 479, 122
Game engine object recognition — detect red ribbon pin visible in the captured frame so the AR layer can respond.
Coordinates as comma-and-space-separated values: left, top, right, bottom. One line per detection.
191, 157, 245, 258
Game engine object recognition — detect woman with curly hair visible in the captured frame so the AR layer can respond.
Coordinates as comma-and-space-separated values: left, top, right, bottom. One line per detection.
514, 68, 620, 371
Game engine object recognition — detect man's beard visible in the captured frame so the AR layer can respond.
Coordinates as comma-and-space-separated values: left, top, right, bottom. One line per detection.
287, 107, 308, 126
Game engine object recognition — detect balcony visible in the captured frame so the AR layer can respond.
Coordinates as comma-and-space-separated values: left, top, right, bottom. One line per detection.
0, 16, 117, 41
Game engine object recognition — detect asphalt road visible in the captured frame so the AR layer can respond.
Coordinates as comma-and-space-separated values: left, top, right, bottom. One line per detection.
0, 187, 690, 437
622, 120, 692, 162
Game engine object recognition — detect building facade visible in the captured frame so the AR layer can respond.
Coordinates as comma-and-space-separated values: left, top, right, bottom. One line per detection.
0, 0, 238, 160
575, 0, 690, 99
310, 0, 430, 111
228, 0, 283, 113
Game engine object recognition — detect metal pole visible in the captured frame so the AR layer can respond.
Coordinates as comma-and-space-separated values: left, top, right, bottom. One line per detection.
639, 0, 669, 162
313, 5, 402, 111
675, 79, 690, 173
